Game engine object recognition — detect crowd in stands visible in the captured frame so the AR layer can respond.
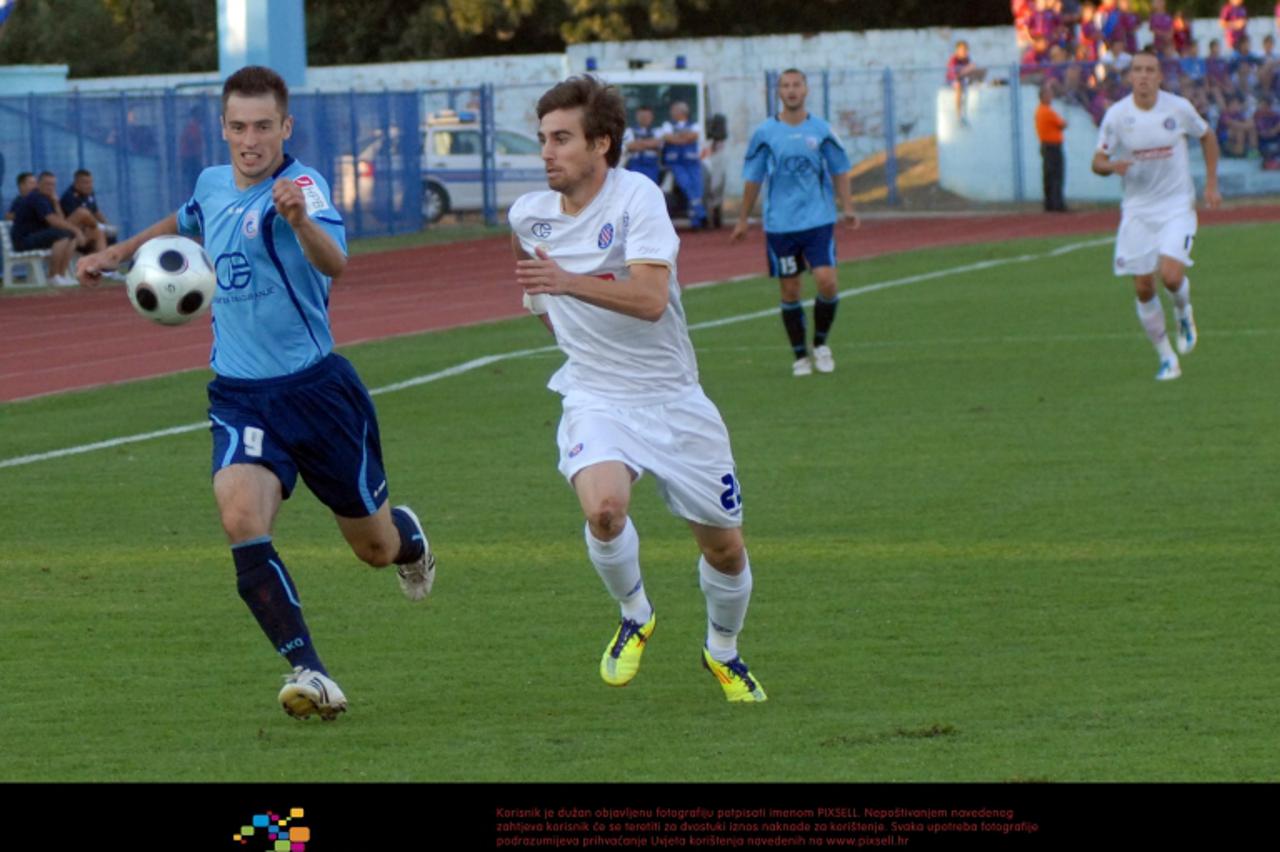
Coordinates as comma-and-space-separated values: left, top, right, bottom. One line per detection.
1004, 0, 1280, 166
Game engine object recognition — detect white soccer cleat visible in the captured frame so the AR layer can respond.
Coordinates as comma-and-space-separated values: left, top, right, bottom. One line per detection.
792, 356, 813, 377
278, 666, 348, 721
1155, 359, 1182, 381
394, 504, 436, 601
813, 345, 835, 374
1175, 313, 1197, 355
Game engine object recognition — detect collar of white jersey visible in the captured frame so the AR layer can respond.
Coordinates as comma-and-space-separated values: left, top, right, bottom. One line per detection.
559, 167, 616, 218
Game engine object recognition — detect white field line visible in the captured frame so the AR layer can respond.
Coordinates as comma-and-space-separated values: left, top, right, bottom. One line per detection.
0, 238, 1109, 471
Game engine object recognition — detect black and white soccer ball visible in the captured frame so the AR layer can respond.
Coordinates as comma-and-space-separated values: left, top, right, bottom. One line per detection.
125, 235, 217, 326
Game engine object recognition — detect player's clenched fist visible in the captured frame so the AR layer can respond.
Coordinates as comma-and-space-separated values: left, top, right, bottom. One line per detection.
273, 177, 306, 225
516, 246, 574, 295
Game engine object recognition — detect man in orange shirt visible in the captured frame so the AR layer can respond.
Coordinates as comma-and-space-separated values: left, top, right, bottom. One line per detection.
1036, 86, 1069, 212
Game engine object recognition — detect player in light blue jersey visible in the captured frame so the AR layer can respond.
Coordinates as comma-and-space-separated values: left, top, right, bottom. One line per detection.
732, 68, 859, 377
77, 66, 436, 722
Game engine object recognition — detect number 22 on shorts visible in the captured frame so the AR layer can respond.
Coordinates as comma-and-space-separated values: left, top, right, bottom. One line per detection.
720, 473, 743, 511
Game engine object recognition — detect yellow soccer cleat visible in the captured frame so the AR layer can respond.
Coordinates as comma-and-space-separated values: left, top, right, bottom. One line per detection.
599, 613, 656, 686
701, 647, 767, 703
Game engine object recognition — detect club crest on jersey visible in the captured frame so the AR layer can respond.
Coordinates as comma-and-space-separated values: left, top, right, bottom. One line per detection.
597, 223, 614, 249
532, 221, 552, 239
805, 136, 819, 150
569, 442, 584, 458
242, 209, 259, 239
1163, 117, 1176, 130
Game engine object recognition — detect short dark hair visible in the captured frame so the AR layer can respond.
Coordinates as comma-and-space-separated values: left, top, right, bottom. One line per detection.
223, 65, 289, 117
74, 168, 91, 179
37, 170, 55, 181
536, 76, 626, 168
15, 171, 32, 189
779, 67, 807, 82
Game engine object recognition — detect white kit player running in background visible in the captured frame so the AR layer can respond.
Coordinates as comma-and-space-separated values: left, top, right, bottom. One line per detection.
510, 76, 766, 702
1092, 49, 1221, 381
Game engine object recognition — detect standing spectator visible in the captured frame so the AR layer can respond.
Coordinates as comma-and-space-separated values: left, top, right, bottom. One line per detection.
659, 101, 706, 229
1060, 0, 1083, 45
947, 40, 986, 122
6, 171, 35, 221
1150, 0, 1175, 55
1030, 0, 1062, 47
59, 169, 114, 250
1015, 0, 1036, 49
10, 171, 81, 286
1253, 95, 1280, 163
1079, 2, 1102, 61
1036, 86, 1069, 212
1173, 9, 1194, 56
179, 106, 206, 192
1220, 0, 1249, 52
622, 105, 662, 185
1117, 0, 1140, 54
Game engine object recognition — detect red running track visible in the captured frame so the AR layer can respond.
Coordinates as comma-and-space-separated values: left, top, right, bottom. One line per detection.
3, 206, 1277, 402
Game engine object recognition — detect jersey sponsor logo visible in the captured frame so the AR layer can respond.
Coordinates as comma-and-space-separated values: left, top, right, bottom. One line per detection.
294, 175, 315, 187
300, 182, 329, 214
531, 221, 552, 239
216, 252, 253, 290
242, 209, 259, 239
782, 155, 815, 175
598, 222, 614, 249
1133, 146, 1173, 160
1163, 117, 1177, 130
568, 442, 584, 458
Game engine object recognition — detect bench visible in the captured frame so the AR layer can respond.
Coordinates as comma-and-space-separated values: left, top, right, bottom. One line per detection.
1, 220, 51, 289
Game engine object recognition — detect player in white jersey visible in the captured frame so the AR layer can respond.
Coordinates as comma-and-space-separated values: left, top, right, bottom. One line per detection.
1092, 49, 1221, 381
509, 76, 766, 702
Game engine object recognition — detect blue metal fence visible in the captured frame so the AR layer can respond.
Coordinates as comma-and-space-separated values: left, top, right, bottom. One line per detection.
0, 88, 499, 240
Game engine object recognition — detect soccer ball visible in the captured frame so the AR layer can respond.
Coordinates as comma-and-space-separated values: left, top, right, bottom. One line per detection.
125, 235, 217, 326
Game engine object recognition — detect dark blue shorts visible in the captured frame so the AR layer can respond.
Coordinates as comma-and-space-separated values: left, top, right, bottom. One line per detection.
16, 227, 75, 251
207, 353, 389, 519
765, 224, 836, 278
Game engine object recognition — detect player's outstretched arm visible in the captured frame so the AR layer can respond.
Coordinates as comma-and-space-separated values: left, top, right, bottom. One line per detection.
1199, 130, 1222, 208
273, 178, 346, 279
76, 213, 178, 287
516, 248, 668, 322
731, 180, 763, 242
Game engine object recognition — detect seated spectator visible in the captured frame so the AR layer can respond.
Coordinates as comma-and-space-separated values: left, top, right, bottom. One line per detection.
1022, 35, 1053, 81
1149, 0, 1175, 55
1061, 59, 1094, 110
1181, 40, 1205, 81
1185, 78, 1215, 124
1217, 94, 1256, 157
1043, 45, 1071, 93
1160, 46, 1185, 94
1060, 0, 1083, 47
1219, 0, 1249, 54
1230, 34, 1261, 73
946, 40, 987, 121
1206, 39, 1233, 106
1172, 9, 1193, 56
59, 169, 115, 248
1253, 96, 1280, 163
6, 172, 35, 221
1260, 35, 1280, 95
9, 171, 82, 286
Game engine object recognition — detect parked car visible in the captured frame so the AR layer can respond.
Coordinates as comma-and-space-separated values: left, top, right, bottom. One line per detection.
335, 111, 547, 225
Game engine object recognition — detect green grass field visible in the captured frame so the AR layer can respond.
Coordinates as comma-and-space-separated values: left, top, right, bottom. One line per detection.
2, 224, 1277, 783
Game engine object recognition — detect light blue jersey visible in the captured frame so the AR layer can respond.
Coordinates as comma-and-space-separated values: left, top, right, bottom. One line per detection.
176, 155, 347, 380
742, 115, 851, 234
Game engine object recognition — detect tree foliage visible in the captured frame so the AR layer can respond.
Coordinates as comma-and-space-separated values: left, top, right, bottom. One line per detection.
2, 0, 1271, 77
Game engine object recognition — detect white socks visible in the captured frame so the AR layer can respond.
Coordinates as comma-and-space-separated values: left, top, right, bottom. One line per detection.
1171, 276, 1191, 313
699, 554, 753, 663
1136, 296, 1176, 362
585, 517, 651, 624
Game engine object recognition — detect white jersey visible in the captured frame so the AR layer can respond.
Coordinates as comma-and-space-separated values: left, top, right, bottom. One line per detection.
508, 168, 700, 404
1096, 91, 1209, 218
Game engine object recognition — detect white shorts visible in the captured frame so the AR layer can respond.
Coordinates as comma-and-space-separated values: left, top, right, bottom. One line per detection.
1113, 208, 1197, 276
556, 386, 743, 528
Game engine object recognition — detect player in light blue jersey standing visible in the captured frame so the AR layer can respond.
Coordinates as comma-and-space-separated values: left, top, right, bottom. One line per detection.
732, 69, 859, 377
77, 66, 436, 722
